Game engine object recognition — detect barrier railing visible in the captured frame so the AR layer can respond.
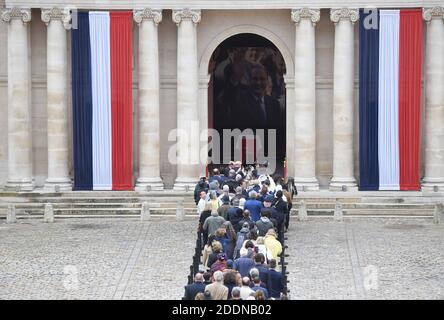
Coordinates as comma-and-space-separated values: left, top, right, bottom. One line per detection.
184, 220, 290, 299
187, 230, 203, 285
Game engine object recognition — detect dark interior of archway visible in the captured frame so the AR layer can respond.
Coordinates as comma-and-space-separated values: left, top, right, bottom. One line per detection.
208, 33, 286, 177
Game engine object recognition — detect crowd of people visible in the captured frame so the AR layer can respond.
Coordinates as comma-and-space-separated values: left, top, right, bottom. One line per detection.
184, 161, 294, 300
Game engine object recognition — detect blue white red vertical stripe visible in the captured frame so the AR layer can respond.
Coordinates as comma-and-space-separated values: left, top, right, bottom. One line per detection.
359, 9, 422, 191
72, 11, 133, 191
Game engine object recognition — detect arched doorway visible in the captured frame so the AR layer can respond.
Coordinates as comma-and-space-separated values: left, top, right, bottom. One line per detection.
207, 33, 287, 176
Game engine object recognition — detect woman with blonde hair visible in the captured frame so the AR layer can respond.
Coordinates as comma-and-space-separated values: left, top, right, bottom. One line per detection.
209, 191, 220, 214
255, 236, 273, 264
205, 241, 223, 271
202, 234, 217, 271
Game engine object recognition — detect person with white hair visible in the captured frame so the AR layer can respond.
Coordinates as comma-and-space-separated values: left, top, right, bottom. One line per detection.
218, 185, 233, 206
233, 248, 255, 277
183, 273, 206, 300
239, 277, 255, 300
205, 270, 228, 300
231, 287, 242, 300
244, 190, 262, 222
255, 236, 274, 263
231, 186, 245, 204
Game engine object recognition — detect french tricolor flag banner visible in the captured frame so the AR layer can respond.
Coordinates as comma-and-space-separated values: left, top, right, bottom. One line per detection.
359, 9, 422, 191
72, 11, 133, 191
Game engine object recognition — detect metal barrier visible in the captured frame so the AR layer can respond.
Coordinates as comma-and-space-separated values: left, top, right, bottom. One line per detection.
187, 230, 203, 285
278, 235, 290, 296
184, 223, 290, 299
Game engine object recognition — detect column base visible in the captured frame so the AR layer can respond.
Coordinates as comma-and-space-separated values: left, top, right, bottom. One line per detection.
5, 178, 35, 192
135, 177, 164, 191
294, 177, 319, 191
421, 178, 444, 192
44, 178, 72, 192
329, 177, 358, 191
173, 177, 197, 192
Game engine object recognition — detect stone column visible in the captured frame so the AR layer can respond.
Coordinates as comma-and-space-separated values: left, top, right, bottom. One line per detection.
133, 9, 164, 191
41, 8, 72, 191
284, 75, 296, 178
1, 8, 34, 191
329, 8, 359, 191
422, 7, 444, 192
172, 9, 201, 191
291, 8, 320, 191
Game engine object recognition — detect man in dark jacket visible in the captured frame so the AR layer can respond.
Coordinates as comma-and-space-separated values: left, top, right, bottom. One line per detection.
256, 211, 275, 237
184, 273, 206, 300
261, 195, 280, 231
234, 248, 255, 278
194, 177, 209, 205
271, 191, 286, 242
217, 195, 231, 220
253, 253, 269, 290
228, 199, 244, 232
237, 210, 256, 232
267, 259, 284, 299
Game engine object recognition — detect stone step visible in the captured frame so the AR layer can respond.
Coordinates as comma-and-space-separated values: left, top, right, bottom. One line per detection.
291, 208, 434, 216
0, 214, 198, 220
0, 197, 195, 203
0, 202, 195, 208
302, 203, 436, 209
0, 207, 200, 216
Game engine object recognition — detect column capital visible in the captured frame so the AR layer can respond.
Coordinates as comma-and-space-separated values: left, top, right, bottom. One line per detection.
291, 8, 320, 26
1, 7, 31, 24
423, 7, 444, 22
330, 8, 359, 25
172, 8, 201, 26
133, 8, 162, 26
41, 8, 71, 29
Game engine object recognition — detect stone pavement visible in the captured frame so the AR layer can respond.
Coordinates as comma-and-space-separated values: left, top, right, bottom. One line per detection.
286, 217, 444, 300
0, 218, 196, 300
0, 216, 443, 300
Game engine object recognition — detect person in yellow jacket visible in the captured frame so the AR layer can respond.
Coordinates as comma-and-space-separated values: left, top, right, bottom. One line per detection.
264, 229, 282, 259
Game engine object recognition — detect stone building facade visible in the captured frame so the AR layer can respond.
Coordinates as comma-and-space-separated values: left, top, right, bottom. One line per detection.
0, 0, 443, 191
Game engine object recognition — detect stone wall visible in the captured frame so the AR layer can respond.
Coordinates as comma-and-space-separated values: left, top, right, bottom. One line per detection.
0, 7, 427, 189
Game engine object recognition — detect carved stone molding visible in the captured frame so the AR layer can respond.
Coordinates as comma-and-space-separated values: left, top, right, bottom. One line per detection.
291, 8, 320, 26
41, 8, 71, 29
133, 8, 162, 26
423, 7, 444, 22
1, 7, 31, 24
330, 8, 359, 24
172, 8, 201, 26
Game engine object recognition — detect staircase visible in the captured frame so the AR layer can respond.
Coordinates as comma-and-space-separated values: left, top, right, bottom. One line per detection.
292, 191, 443, 218
0, 191, 198, 219
0, 190, 442, 219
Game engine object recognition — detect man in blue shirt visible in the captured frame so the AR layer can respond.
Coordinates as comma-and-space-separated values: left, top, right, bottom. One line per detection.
244, 190, 262, 222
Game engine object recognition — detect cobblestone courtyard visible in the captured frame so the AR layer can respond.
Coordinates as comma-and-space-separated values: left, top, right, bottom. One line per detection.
0, 216, 443, 299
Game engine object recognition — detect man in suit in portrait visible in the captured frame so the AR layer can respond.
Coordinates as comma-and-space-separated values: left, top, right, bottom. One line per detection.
235, 64, 281, 129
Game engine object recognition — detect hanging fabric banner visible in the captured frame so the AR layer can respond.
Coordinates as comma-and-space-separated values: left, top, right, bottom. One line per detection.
110, 12, 133, 190
72, 11, 133, 191
359, 9, 380, 191
359, 8, 422, 191
378, 10, 400, 190
398, 9, 422, 190
72, 12, 93, 191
